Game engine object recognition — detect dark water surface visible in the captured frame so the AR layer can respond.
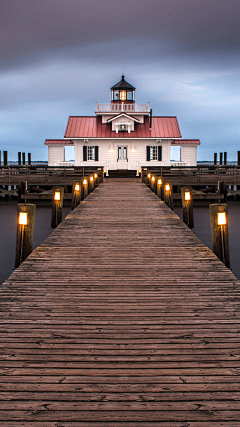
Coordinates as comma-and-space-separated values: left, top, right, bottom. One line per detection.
0, 201, 240, 285
0, 202, 71, 285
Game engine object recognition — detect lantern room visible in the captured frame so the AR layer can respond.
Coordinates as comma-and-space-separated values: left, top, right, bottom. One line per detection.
111, 75, 136, 103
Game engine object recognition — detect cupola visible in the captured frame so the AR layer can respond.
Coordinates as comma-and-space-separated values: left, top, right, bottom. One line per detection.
110, 75, 135, 103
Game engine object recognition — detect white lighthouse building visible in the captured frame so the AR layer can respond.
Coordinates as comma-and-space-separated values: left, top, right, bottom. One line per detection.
45, 75, 200, 172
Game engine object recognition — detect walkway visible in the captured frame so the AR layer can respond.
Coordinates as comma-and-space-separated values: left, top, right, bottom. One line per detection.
1, 179, 240, 426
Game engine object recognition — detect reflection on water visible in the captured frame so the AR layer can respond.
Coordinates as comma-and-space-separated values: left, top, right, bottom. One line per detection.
0, 201, 240, 285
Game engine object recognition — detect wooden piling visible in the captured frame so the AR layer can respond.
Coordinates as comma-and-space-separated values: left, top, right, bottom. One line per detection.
181, 186, 194, 228
89, 176, 94, 193
3, 151, 8, 166
18, 152, 21, 165
219, 181, 228, 203
150, 176, 156, 192
28, 153, 31, 165
164, 181, 174, 210
156, 177, 164, 199
0, 150, 1, 166
82, 177, 89, 200
51, 186, 64, 228
214, 152, 217, 166
238, 151, 240, 167
209, 203, 230, 268
71, 181, 81, 210
18, 181, 25, 203
15, 203, 36, 268
219, 152, 223, 166
22, 152, 25, 166
224, 152, 227, 165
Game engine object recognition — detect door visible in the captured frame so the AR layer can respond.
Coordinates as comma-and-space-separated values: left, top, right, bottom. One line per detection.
117, 146, 128, 169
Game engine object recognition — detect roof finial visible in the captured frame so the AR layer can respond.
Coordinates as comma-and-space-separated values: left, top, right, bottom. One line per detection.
121, 74, 125, 80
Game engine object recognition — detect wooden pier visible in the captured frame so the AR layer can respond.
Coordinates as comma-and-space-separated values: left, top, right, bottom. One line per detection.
1, 179, 240, 425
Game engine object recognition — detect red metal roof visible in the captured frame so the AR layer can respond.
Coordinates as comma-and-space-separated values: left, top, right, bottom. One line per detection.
171, 139, 200, 146
64, 116, 181, 138
45, 139, 74, 146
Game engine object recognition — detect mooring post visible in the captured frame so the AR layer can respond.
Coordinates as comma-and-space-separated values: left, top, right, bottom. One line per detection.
219, 152, 223, 166
214, 153, 217, 166
164, 181, 174, 210
224, 152, 227, 166
238, 151, 240, 167
156, 177, 164, 199
82, 177, 89, 200
209, 203, 230, 268
28, 153, 31, 165
15, 203, 36, 268
181, 186, 194, 228
94, 172, 98, 187
0, 150, 1, 167
147, 172, 151, 187
51, 186, 64, 228
18, 152, 21, 166
22, 152, 25, 166
3, 151, 8, 166
71, 181, 81, 210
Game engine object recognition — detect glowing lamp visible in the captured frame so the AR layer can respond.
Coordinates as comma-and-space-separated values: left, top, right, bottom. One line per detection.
75, 184, 80, 191
165, 184, 170, 192
218, 212, 226, 225
90, 176, 94, 182
103, 169, 106, 174
147, 173, 151, 178
94, 173, 98, 178
185, 191, 191, 201
138, 169, 142, 173
152, 176, 155, 182
158, 179, 162, 185
19, 212, 28, 225
54, 191, 61, 201
83, 179, 88, 185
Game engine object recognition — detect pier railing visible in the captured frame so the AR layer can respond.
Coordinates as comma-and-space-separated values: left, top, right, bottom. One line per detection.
141, 165, 240, 186
0, 165, 104, 186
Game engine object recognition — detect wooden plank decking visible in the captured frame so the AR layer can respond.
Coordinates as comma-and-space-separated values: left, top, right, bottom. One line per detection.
1, 179, 240, 426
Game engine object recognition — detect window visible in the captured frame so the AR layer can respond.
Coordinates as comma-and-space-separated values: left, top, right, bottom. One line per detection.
150, 146, 158, 160
119, 124, 127, 131
114, 91, 119, 100
87, 146, 95, 160
127, 92, 133, 101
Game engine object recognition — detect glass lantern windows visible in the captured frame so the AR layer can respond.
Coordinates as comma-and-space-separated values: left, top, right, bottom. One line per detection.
112, 90, 134, 101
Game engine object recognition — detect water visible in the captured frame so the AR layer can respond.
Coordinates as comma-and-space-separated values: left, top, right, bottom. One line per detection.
1, 201, 240, 285
0, 201, 71, 285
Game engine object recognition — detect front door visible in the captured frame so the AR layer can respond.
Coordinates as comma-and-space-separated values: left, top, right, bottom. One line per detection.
117, 146, 128, 169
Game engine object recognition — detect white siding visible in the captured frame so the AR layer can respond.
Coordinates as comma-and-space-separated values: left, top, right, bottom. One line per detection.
48, 146, 65, 166
74, 139, 172, 170
180, 146, 197, 166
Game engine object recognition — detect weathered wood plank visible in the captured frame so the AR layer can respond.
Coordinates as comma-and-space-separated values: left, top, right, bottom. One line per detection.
0, 179, 240, 424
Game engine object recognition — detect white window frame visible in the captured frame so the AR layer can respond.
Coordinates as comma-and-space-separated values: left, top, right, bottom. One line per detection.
87, 146, 95, 161
150, 146, 158, 161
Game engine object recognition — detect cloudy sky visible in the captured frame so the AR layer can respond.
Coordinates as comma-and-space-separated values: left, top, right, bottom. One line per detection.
1, 0, 240, 161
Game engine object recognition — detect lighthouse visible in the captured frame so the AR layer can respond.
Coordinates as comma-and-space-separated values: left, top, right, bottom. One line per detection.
45, 75, 200, 172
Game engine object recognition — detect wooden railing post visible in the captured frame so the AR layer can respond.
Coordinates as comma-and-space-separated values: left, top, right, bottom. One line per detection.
51, 186, 64, 228
209, 203, 230, 268
71, 181, 81, 210
164, 181, 174, 210
15, 203, 36, 268
181, 186, 194, 228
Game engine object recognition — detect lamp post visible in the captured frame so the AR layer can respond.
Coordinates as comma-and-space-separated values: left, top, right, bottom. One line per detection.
71, 181, 81, 210
15, 204, 36, 268
156, 177, 164, 199
82, 178, 88, 200
181, 186, 194, 228
51, 187, 64, 228
164, 181, 174, 210
209, 203, 230, 267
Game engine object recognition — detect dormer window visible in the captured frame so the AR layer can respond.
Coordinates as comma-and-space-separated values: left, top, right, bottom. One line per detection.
120, 124, 127, 131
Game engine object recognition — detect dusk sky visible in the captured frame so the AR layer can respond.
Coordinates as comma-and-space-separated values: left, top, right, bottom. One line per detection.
1, 0, 240, 161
